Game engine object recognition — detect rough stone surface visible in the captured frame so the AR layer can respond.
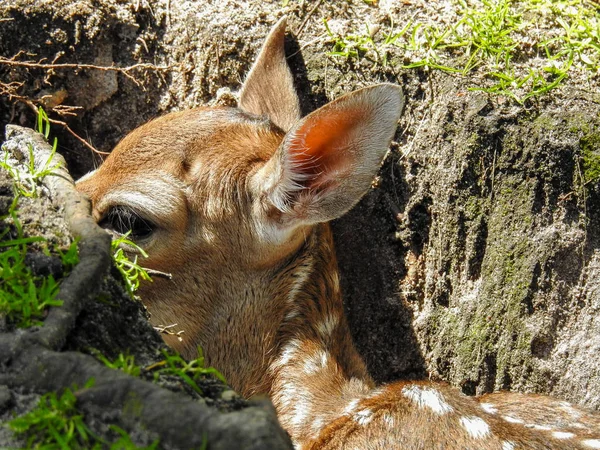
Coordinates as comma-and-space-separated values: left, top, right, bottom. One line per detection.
0, 0, 599, 433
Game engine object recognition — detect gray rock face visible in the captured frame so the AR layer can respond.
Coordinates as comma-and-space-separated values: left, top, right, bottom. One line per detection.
396, 96, 600, 409
337, 90, 600, 410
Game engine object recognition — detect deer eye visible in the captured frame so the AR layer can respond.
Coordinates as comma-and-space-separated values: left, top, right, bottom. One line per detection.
99, 206, 155, 241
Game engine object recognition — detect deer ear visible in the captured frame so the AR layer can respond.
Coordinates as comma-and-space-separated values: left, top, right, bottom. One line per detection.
253, 84, 404, 230
239, 17, 301, 132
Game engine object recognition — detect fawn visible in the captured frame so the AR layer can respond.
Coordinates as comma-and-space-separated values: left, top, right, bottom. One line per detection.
77, 17, 600, 450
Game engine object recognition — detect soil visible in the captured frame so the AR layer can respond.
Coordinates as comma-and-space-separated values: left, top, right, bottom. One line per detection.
1, 0, 600, 446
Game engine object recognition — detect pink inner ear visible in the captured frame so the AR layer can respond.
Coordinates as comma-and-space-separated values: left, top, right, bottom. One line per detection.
288, 108, 363, 190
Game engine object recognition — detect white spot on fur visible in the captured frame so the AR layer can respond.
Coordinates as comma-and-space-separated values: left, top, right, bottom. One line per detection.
502, 441, 516, 450
343, 398, 360, 415
383, 413, 395, 428
560, 402, 583, 420
354, 409, 373, 426
319, 350, 328, 368
277, 381, 299, 406
302, 350, 329, 374
285, 309, 299, 321
402, 385, 454, 415
273, 378, 313, 433
271, 379, 318, 439
582, 439, 600, 449
552, 431, 575, 440
311, 417, 325, 435
460, 416, 491, 439
290, 396, 311, 428
480, 403, 497, 414
368, 388, 385, 398
503, 415, 524, 424
316, 314, 339, 338
270, 339, 302, 372
287, 260, 314, 305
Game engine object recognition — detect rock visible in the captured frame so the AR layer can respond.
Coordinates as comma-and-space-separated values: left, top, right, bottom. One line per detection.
0, 385, 11, 412
221, 390, 239, 402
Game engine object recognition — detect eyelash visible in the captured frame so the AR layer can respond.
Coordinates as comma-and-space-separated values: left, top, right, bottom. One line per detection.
99, 206, 155, 241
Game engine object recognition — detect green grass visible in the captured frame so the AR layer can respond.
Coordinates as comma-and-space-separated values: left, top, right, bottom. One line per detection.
111, 233, 152, 297
146, 348, 226, 394
0, 107, 60, 197
8, 380, 98, 449
7, 380, 159, 449
0, 241, 62, 328
0, 108, 80, 328
109, 426, 159, 450
57, 237, 80, 271
324, 0, 600, 102
93, 347, 226, 396
324, 19, 381, 61
92, 351, 142, 378
0, 198, 73, 328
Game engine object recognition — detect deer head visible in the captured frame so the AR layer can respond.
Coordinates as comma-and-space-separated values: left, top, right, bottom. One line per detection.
77, 17, 403, 395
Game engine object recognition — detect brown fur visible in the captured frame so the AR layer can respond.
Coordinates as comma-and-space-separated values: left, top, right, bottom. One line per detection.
77, 17, 600, 450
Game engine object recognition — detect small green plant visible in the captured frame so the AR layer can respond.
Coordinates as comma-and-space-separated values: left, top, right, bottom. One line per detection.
324, 19, 378, 61
460, 0, 522, 68
146, 347, 226, 394
8, 380, 97, 449
56, 238, 80, 272
0, 200, 64, 328
109, 426, 159, 450
0, 106, 60, 197
37, 106, 53, 141
324, 18, 414, 66
111, 233, 152, 296
0, 107, 79, 328
93, 350, 142, 378
8, 380, 159, 449
325, 0, 600, 102
0, 245, 62, 328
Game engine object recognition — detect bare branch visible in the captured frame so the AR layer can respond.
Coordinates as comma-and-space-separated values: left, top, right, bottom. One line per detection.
0, 56, 170, 87
0, 80, 109, 155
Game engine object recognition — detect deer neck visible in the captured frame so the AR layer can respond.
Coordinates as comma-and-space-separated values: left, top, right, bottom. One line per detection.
267, 223, 375, 447
146, 222, 373, 443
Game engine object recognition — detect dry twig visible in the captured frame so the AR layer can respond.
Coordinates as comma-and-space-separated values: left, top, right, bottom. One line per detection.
1, 80, 108, 155
0, 55, 170, 87
1, 54, 170, 155
295, 0, 325, 38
